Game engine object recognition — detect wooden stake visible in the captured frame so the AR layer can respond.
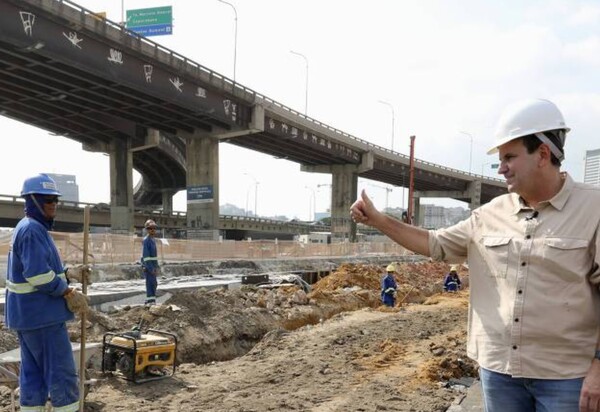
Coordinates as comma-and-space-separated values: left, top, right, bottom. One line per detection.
398, 285, 415, 307
79, 206, 90, 412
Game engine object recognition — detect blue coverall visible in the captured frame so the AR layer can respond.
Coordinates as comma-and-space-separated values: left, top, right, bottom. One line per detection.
443, 272, 461, 292
5, 197, 79, 411
142, 235, 159, 304
381, 273, 397, 307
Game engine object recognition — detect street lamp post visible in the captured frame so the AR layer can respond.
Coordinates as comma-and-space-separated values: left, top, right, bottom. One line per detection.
459, 131, 474, 174
290, 50, 308, 115
316, 183, 332, 215
378, 100, 395, 152
217, 0, 238, 83
245, 187, 250, 217
244, 173, 259, 217
305, 186, 316, 221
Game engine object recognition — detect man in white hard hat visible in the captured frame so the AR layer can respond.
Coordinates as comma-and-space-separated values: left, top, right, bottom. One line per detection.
350, 98, 600, 411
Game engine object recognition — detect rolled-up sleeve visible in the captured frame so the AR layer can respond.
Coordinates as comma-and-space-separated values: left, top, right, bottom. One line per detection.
588, 223, 600, 289
428, 213, 475, 263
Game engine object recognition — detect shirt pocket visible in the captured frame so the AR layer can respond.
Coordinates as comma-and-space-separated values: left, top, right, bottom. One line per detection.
481, 236, 511, 278
542, 238, 589, 282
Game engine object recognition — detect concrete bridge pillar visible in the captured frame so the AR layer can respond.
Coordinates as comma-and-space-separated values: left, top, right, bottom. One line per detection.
109, 138, 134, 234
468, 180, 482, 211
301, 152, 374, 243
162, 190, 174, 213
331, 165, 358, 243
185, 133, 219, 240
413, 196, 421, 227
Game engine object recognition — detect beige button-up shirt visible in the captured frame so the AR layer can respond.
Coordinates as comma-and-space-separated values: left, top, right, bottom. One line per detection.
429, 173, 600, 378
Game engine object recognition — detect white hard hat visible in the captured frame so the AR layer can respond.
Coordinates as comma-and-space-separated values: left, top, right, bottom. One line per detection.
386, 264, 395, 272
144, 219, 157, 228
487, 99, 569, 159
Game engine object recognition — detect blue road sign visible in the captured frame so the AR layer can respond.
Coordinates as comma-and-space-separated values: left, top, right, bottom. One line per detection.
187, 185, 214, 204
129, 23, 173, 37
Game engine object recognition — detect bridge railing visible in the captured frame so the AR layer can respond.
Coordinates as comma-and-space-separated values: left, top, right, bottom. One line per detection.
0, 231, 408, 266
52, 0, 503, 183
1, 194, 325, 229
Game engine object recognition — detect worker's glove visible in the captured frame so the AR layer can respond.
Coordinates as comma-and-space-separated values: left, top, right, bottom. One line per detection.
65, 264, 92, 285
384, 288, 396, 295
64, 288, 90, 314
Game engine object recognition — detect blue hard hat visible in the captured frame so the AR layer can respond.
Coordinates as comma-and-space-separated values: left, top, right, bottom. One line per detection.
21, 173, 62, 197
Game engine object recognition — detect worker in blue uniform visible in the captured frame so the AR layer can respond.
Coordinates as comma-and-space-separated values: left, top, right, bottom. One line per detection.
141, 219, 160, 305
5, 173, 90, 412
381, 263, 398, 307
443, 265, 462, 292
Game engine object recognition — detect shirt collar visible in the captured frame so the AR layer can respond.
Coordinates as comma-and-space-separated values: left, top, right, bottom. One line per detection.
509, 172, 572, 215
546, 172, 572, 211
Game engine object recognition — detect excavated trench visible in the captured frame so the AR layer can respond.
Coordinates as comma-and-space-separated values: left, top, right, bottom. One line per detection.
81, 260, 452, 368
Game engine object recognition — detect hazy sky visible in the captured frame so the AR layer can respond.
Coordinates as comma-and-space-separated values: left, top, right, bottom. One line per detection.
2, 0, 600, 220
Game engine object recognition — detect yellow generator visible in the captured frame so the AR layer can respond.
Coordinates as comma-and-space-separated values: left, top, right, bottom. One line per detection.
102, 329, 177, 383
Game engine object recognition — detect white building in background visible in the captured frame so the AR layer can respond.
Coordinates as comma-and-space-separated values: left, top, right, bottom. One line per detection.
297, 232, 331, 244
46, 173, 79, 202
421, 204, 446, 229
418, 204, 471, 229
584, 149, 600, 187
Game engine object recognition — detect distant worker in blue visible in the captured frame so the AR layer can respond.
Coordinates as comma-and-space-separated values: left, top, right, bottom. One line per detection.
141, 219, 160, 305
5, 173, 90, 412
381, 264, 398, 307
443, 265, 462, 292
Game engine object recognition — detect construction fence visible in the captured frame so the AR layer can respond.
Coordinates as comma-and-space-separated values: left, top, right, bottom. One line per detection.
0, 231, 408, 266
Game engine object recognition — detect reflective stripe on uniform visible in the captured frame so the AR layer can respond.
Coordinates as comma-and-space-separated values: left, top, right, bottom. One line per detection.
27, 270, 58, 286
143, 257, 158, 262
20, 406, 44, 412
53, 400, 79, 412
7, 273, 66, 294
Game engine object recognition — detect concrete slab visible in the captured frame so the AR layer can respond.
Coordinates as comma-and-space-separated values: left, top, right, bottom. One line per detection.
0, 278, 239, 312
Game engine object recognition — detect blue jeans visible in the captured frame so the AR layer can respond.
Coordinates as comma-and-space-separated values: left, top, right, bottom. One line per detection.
480, 367, 583, 412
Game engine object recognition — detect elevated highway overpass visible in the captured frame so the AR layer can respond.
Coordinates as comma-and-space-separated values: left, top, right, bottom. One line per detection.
0, 194, 330, 240
0, 0, 507, 241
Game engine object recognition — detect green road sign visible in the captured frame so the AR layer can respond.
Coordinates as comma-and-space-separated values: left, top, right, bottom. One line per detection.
126, 6, 172, 28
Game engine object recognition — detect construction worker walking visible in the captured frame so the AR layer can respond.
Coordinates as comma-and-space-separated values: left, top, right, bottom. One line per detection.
5, 173, 89, 412
381, 264, 398, 307
141, 219, 159, 305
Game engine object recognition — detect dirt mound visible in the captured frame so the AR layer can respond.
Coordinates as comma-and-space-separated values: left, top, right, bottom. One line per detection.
311, 263, 383, 292
309, 261, 468, 306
